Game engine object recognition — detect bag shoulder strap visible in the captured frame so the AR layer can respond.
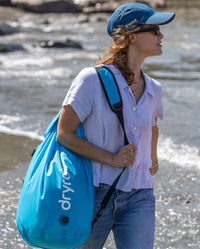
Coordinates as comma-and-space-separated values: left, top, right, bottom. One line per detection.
92, 66, 129, 227
95, 66, 128, 145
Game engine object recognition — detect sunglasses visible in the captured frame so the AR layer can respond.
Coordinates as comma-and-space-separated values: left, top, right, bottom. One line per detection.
135, 25, 161, 35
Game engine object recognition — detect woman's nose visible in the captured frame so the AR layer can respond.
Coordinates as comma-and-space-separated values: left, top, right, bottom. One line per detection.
158, 31, 164, 39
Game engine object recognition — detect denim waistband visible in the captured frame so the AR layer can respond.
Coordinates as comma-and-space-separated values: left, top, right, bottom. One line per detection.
96, 183, 153, 193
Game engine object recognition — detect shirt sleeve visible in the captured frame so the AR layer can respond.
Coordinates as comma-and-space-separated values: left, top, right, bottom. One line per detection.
62, 67, 95, 123
151, 88, 164, 126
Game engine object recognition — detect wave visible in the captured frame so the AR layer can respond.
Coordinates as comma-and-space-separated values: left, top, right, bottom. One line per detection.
1, 54, 54, 68
0, 114, 43, 140
0, 67, 74, 82
0, 117, 199, 170
158, 136, 200, 170
0, 125, 43, 141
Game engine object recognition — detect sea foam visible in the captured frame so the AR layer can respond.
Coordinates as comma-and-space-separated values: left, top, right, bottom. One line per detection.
158, 136, 200, 170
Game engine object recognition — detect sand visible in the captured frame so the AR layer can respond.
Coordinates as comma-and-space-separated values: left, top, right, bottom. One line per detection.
0, 131, 200, 248
0, 132, 40, 172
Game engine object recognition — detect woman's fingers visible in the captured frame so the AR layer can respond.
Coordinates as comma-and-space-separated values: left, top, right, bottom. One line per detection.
112, 143, 137, 168
149, 164, 159, 176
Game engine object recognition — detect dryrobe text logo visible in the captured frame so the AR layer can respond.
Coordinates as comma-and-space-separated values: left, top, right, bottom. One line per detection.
58, 170, 75, 210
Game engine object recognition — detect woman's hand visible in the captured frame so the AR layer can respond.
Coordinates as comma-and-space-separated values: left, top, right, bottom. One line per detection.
111, 143, 137, 168
149, 162, 159, 176
58, 106, 137, 168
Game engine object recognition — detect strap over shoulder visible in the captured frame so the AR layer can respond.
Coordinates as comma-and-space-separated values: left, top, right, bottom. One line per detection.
95, 65, 123, 113
95, 65, 128, 146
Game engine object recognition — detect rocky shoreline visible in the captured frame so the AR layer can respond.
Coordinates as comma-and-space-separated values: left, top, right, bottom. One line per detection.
0, 0, 197, 14
1, 0, 200, 14
0, 0, 199, 53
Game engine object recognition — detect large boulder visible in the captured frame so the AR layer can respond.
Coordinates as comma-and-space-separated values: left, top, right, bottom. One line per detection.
33, 39, 83, 49
0, 43, 24, 52
82, 0, 166, 13
0, 22, 19, 36
0, 0, 12, 6
11, 0, 82, 13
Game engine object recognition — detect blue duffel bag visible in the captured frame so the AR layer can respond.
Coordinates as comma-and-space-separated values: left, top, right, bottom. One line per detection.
16, 65, 127, 249
16, 111, 94, 249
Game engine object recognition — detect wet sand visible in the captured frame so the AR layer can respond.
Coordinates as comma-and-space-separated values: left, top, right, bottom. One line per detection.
0, 132, 40, 172
0, 132, 199, 248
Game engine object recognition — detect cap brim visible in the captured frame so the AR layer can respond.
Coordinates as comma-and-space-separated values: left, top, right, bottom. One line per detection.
144, 12, 175, 25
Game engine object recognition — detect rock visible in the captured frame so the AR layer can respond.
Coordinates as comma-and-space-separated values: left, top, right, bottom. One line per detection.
82, 0, 167, 13
0, 0, 12, 6
0, 43, 24, 52
0, 22, 19, 36
33, 39, 83, 49
83, 1, 119, 13
139, 0, 166, 8
11, 0, 82, 13
89, 13, 108, 23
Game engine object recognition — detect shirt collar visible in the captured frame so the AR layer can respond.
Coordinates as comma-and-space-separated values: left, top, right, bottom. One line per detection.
103, 65, 155, 98
142, 72, 155, 97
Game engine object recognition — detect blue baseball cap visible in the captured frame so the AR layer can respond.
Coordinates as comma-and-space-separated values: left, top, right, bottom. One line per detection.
107, 2, 175, 37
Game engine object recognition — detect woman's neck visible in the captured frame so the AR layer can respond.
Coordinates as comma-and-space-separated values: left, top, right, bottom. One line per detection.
127, 52, 146, 102
127, 53, 145, 83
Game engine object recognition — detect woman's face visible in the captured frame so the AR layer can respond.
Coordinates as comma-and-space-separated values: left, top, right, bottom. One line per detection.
130, 26, 164, 58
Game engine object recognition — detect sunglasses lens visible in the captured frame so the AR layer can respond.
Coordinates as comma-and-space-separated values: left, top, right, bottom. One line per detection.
136, 25, 160, 35
155, 26, 160, 35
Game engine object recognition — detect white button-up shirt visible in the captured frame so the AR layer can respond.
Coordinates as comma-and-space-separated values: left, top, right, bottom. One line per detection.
63, 65, 163, 191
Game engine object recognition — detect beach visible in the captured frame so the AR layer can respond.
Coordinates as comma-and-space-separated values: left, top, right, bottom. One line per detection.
0, 131, 200, 248
0, 4, 200, 249
0, 132, 40, 172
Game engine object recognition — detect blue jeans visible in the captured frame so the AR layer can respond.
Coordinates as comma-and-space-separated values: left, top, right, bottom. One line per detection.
78, 184, 155, 249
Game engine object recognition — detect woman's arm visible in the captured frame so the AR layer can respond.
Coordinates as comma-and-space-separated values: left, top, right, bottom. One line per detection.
57, 105, 137, 168
149, 118, 159, 176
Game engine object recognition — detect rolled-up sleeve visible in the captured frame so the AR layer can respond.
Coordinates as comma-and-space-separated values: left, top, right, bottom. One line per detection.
62, 68, 94, 123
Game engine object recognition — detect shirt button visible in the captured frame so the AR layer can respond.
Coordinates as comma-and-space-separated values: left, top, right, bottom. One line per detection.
133, 107, 136, 111
133, 126, 137, 130
131, 165, 135, 169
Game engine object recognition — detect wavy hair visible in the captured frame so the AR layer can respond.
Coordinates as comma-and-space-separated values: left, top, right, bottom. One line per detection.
98, 27, 139, 86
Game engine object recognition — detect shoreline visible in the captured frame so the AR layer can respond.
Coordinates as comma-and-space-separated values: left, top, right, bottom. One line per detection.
0, 0, 200, 17
0, 132, 40, 172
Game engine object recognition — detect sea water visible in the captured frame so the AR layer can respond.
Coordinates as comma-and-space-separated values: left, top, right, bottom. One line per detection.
0, 6, 200, 249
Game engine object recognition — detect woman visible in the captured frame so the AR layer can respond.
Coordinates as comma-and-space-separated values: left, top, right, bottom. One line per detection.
57, 2, 175, 249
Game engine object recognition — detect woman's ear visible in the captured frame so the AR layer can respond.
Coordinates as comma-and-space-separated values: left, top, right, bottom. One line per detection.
129, 34, 136, 44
